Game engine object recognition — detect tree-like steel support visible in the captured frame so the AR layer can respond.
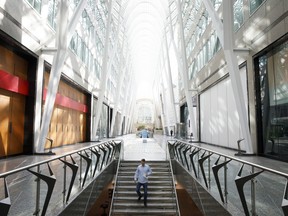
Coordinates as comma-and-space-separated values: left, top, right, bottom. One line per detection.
36, 0, 88, 153
92, 0, 114, 140
175, 0, 198, 140
201, 0, 253, 153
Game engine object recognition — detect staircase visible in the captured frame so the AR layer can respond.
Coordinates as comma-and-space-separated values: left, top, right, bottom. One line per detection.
110, 160, 179, 216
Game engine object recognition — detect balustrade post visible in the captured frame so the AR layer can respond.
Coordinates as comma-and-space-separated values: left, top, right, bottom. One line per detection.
79, 153, 82, 187
208, 154, 211, 188
251, 166, 257, 216
224, 157, 228, 203
34, 165, 41, 216
63, 156, 67, 204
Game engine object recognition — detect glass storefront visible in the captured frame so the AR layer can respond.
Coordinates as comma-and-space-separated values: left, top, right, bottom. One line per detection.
96, 104, 108, 139
255, 38, 288, 161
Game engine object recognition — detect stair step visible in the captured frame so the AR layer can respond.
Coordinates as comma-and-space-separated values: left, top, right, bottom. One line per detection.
117, 180, 173, 184
113, 202, 177, 208
112, 209, 177, 216
118, 171, 171, 175
115, 185, 174, 190
114, 196, 176, 201
120, 161, 169, 164
115, 191, 173, 196
117, 177, 172, 181
120, 162, 168, 164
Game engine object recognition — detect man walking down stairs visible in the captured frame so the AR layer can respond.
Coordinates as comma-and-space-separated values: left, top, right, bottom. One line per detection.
110, 160, 179, 216
134, 159, 152, 207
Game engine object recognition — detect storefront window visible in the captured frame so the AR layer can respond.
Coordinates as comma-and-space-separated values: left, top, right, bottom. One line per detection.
256, 39, 288, 161
97, 104, 108, 139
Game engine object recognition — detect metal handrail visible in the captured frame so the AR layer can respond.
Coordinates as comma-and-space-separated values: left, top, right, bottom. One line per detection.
170, 139, 288, 216
0, 139, 121, 178
0, 139, 122, 216
174, 139, 288, 178
167, 145, 181, 216
109, 141, 124, 216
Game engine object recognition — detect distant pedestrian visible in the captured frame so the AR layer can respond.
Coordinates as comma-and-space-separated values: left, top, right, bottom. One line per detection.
170, 129, 173, 137
134, 159, 152, 207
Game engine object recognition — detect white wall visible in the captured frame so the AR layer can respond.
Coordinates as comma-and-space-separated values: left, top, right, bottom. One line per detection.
200, 66, 248, 149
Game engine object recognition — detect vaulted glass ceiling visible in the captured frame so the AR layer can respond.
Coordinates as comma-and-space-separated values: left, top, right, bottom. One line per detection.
113, 0, 177, 99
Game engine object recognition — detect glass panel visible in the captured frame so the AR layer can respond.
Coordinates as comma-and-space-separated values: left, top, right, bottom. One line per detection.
234, 0, 244, 31
47, 0, 57, 29
25, 0, 42, 13
34, 0, 42, 13
257, 40, 288, 161
250, 0, 265, 14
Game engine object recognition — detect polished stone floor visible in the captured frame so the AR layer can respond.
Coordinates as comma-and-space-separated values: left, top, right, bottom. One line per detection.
1, 134, 287, 175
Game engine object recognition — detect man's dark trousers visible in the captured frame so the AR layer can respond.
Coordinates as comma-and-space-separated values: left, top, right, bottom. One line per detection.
136, 182, 148, 203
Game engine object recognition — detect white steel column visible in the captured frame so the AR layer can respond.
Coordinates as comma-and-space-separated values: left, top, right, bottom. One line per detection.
176, 0, 197, 140
126, 89, 136, 133
33, 55, 44, 152
109, 43, 127, 137
202, 0, 253, 153
36, 0, 87, 152
164, 33, 177, 125
160, 49, 172, 128
92, 0, 114, 140
118, 62, 132, 134
106, 0, 124, 137
109, 57, 126, 137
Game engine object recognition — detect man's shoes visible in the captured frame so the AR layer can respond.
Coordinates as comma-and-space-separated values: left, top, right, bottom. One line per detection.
138, 195, 142, 201
144, 201, 147, 207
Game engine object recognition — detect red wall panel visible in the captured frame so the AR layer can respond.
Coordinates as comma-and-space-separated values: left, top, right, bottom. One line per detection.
43, 89, 88, 113
0, 69, 29, 95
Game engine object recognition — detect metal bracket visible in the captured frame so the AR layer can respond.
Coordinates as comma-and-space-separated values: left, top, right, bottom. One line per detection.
59, 155, 78, 203
174, 141, 181, 161
78, 151, 92, 188
183, 146, 192, 170
189, 148, 201, 178
212, 156, 232, 203
28, 163, 56, 216
235, 164, 263, 215
99, 145, 107, 170
198, 151, 213, 188
282, 179, 288, 216
91, 147, 101, 177
178, 143, 186, 166
110, 141, 117, 158
0, 178, 11, 216
235, 138, 256, 156
105, 143, 112, 164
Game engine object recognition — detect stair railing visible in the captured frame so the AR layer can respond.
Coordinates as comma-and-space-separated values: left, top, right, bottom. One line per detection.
0, 139, 122, 216
167, 144, 181, 216
109, 140, 124, 216
168, 140, 288, 216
